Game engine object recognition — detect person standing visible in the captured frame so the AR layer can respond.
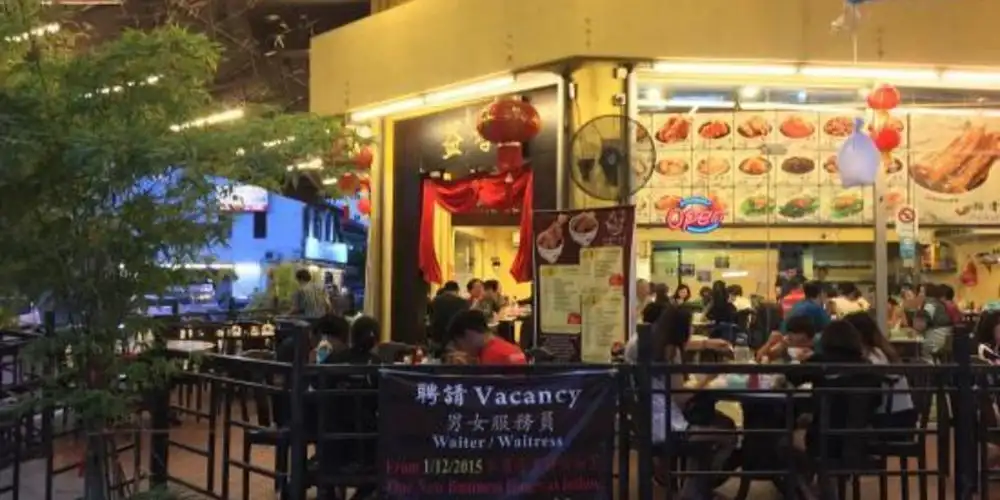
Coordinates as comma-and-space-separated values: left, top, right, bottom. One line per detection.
429, 281, 468, 349
290, 269, 330, 319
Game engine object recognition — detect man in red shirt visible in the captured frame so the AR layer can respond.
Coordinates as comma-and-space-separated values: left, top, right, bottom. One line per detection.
447, 310, 527, 365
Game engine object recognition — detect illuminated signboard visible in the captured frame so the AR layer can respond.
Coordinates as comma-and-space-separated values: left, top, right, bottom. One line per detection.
664, 196, 725, 234
218, 185, 269, 212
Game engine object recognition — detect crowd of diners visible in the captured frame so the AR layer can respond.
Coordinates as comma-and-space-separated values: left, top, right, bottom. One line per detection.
273, 263, 1000, 499
622, 271, 1000, 500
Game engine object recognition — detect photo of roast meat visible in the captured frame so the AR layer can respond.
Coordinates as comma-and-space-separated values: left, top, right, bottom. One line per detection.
910, 126, 1000, 193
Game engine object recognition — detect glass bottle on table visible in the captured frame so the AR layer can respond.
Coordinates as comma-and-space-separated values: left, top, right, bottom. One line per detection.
733, 331, 751, 363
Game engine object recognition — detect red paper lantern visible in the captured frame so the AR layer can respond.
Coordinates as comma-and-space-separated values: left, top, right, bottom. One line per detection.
357, 198, 371, 215
337, 173, 361, 194
867, 84, 901, 111
476, 98, 541, 173
353, 146, 374, 169
871, 126, 901, 153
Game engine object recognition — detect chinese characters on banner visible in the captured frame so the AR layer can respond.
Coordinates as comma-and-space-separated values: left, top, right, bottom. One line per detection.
532, 206, 635, 362
379, 370, 617, 499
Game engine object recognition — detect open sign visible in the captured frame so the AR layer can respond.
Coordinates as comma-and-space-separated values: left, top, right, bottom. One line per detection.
665, 196, 725, 234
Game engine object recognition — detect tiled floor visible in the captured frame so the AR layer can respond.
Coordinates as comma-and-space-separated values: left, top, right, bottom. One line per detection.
2, 400, 994, 500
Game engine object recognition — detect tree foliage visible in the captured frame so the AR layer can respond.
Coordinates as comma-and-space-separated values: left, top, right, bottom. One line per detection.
0, 0, 360, 486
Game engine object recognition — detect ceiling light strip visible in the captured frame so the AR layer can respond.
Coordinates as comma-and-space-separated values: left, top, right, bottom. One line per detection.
350, 75, 518, 123
649, 61, 1000, 85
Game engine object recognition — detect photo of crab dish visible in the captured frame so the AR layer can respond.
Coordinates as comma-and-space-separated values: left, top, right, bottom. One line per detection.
698, 120, 731, 140
655, 115, 691, 144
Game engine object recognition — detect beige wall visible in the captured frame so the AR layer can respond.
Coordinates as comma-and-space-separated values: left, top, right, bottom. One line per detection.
940, 238, 1000, 306
311, 0, 1000, 115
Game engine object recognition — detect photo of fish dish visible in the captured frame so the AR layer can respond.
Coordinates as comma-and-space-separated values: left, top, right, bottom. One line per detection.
910, 125, 1000, 193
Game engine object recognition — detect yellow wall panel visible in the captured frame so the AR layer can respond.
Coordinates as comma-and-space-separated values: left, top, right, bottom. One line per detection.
312, 0, 1000, 115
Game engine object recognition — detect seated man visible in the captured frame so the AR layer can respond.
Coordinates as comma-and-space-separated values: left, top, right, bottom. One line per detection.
447, 309, 527, 365
784, 315, 818, 363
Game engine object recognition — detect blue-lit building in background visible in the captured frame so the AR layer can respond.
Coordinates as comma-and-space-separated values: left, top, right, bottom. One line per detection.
205, 183, 368, 299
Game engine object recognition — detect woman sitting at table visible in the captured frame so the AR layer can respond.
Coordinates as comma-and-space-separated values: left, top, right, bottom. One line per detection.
625, 305, 737, 500
786, 321, 883, 471
843, 312, 917, 434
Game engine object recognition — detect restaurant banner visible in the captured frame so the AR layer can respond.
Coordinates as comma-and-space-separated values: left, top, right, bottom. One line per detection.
637, 109, 1000, 226
379, 370, 617, 500
532, 206, 634, 362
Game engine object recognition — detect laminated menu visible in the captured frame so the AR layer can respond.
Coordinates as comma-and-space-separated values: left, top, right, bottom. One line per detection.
532, 206, 634, 362
379, 370, 616, 499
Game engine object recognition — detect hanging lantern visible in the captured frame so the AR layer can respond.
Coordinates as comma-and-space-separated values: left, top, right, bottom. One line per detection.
353, 146, 374, 169
867, 84, 901, 111
337, 172, 361, 194
357, 197, 371, 215
476, 98, 541, 174
871, 126, 901, 152
837, 117, 881, 188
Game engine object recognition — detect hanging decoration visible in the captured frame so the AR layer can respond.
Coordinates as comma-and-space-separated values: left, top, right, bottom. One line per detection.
867, 83, 902, 166
357, 197, 371, 216
832, 0, 880, 32
419, 169, 533, 284
476, 98, 541, 176
837, 117, 881, 187
337, 172, 361, 195
353, 145, 374, 169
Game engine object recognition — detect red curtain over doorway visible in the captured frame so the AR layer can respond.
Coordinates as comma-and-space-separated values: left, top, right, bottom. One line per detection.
418, 169, 533, 284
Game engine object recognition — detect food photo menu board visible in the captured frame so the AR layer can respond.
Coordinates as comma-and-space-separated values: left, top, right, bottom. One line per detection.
379, 370, 617, 499
533, 206, 634, 362
636, 110, 1000, 226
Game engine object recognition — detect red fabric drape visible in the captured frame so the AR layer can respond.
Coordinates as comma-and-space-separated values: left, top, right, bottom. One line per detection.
419, 169, 533, 284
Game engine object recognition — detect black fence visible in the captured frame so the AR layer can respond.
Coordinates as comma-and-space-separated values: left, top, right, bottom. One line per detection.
2, 323, 1000, 500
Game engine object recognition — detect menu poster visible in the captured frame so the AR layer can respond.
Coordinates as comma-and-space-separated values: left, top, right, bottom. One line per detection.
908, 114, 1000, 225
379, 370, 617, 500
533, 206, 635, 362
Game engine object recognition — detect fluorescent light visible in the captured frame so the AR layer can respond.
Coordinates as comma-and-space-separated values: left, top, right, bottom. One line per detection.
800, 66, 938, 81
170, 108, 245, 132
652, 62, 796, 76
896, 107, 1000, 117
637, 98, 736, 109
941, 70, 1000, 84
739, 86, 761, 99
350, 98, 425, 122
721, 270, 749, 278
5, 22, 59, 43
740, 102, 859, 113
424, 76, 515, 104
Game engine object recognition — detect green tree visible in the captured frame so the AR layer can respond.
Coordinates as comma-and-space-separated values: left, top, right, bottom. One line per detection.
0, 2, 362, 498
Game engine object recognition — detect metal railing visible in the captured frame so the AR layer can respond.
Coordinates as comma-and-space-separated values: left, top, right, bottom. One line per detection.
3, 322, 999, 500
